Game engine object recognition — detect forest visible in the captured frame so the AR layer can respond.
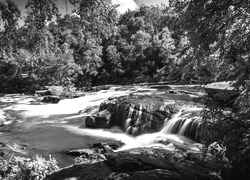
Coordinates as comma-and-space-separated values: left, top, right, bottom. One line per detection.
1, 0, 233, 92
0, 0, 250, 179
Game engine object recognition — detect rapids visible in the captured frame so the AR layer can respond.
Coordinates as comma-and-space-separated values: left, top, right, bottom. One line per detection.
0, 86, 203, 167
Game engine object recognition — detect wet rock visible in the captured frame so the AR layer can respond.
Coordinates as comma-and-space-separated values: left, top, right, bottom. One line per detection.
35, 86, 64, 96
35, 90, 53, 96
47, 141, 229, 180
63, 141, 124, 157
91, 141, 125, 151
105, 147, 227, 180
99, 95, 178, 136
36, 86, 82, 99
45, 162, 113, 180
86, 85, 112, 92
78, 105, 99, 115
63, 149, 96, 157
85, 110, 112, 128
41, 96, 61, 103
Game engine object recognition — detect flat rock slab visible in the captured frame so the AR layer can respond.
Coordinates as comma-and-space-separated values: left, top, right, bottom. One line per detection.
47, 146, 227, 180
49, 140, 229, 180
45, 162, 113, 180
105, 147, 227, 179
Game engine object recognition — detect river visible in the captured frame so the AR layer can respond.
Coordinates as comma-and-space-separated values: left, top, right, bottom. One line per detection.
0, 86, 203, 167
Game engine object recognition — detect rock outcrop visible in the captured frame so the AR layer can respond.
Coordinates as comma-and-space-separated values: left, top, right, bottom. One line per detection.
37, 86, 82, 103
46, 140, 230, 180
85, 110, 112, 128
96, 95, 179, 136
204, 82, 239, 107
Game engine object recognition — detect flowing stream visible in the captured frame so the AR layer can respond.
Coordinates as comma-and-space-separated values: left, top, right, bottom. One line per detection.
0, 87, 203, 167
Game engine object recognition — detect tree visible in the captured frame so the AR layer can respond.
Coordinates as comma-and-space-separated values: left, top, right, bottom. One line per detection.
0, 0, 21, 59
74, 32, 103, 87
0, 0, 22, 92
70, 0, 118, 39
65, 0, 119, 87
12, 1, 81, 88
175, 0, 250, 178
25, 0, 59, 30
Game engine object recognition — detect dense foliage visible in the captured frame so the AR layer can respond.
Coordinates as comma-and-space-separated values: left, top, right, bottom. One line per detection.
0, 0, 194, 92
0, 153, 58, 180
173, 0, 250, 179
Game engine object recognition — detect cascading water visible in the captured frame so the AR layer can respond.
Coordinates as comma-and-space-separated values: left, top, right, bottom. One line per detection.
115, 107, 203, 151
161, 108, 203, 141
124, 105, 144, 135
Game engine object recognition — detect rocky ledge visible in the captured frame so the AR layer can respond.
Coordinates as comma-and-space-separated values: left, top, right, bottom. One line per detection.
45, 139, 230, 180
85, 93, 200, 136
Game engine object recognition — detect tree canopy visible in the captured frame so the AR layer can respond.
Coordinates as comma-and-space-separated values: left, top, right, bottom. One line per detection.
175, 0, 250, 178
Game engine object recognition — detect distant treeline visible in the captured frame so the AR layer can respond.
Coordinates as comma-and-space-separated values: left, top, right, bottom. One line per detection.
0, 0, 217, 92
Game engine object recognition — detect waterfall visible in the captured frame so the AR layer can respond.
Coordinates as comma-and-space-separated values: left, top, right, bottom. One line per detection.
161, 108, 203, 141
123, 104, 145, 136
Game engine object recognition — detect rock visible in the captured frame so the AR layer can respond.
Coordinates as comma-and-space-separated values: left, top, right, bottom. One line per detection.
99, 97, 117, 113
204, 82, 239, 107
91, 141, 125, 151
108, 170, 185, 180
35, 86, 64, 96
78, 105, 99, 115
85, 110, 112, 128
0, 142, 28, 156
42, 96, 61, 103
106, 147, 226, 180
47, 86, 64, 96
35, 90, 53, 96
48, 141, 229, 180
36, 86, 82, 99
45, 162, 113, 180
99, 95, 178, 136
63, 141, 124, 157
63, 149, 96, 157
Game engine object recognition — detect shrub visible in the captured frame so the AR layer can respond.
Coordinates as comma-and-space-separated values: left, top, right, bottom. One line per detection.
0, 153, 58, 180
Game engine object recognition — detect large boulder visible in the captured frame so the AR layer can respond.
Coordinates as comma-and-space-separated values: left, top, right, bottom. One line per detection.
36, 86, 80, 97
46, 140, 230, 180
85, 110, 112, 128
98, 95, 179, 136
105, 147, 227, 180
204, 82, 239, 107
47, 86, 64, 96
